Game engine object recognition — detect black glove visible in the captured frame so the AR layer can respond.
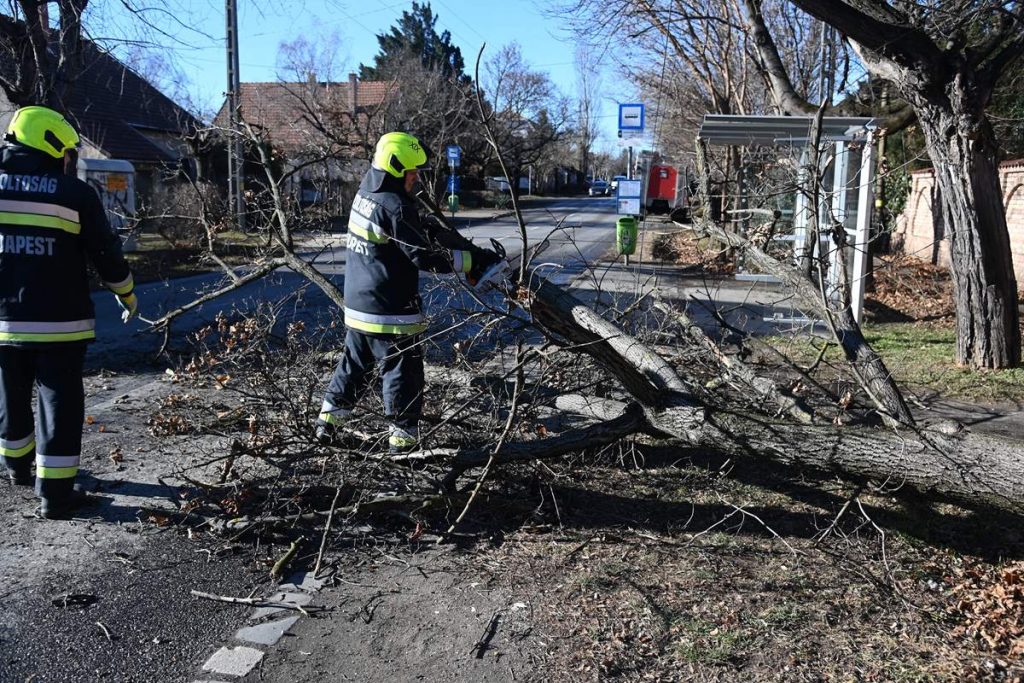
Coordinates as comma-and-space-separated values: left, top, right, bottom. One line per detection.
467, 248, 502, 285
420, 215, 446, 242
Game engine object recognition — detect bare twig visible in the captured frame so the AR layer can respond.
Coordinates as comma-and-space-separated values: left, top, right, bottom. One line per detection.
190, 590, 316, 616
271, 536, 304, 580
95, 621, 114, 642
441, 341, 527, 535
314, 488, 342, 577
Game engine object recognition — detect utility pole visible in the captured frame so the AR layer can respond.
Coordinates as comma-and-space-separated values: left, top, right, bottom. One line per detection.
225, 0, 245, 230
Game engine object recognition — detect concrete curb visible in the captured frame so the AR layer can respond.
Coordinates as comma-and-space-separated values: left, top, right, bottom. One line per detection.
194, 571, 325, 679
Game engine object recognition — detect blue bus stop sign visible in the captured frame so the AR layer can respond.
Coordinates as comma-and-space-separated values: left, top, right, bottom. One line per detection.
446, 145, 461, 166
618, 103, 645, 131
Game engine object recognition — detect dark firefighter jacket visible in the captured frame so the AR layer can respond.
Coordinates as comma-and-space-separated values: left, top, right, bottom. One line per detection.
0, 144, 134, 345
343, 167, 478, 335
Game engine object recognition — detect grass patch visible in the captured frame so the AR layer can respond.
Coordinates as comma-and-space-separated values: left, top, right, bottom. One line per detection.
672, 617, 746, 665
770, 322, 1024, 403
864, 323, 1024, 401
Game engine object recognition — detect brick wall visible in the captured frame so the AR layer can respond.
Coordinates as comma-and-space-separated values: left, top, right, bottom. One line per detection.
895, 159, 1024, 290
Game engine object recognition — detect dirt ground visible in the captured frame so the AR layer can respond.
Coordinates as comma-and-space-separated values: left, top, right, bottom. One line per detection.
133, 236, 1024, 683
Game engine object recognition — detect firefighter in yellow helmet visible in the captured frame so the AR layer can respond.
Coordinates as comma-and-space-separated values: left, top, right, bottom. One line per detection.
0, 106, 138, 519
316, 132, 501, 453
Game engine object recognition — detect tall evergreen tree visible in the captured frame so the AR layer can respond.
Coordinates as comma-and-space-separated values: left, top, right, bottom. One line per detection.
359, 2, 468, 83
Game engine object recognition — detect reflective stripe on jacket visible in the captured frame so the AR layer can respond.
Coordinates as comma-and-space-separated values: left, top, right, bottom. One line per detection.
0, 145, 133, 346
342, 167, 475, 335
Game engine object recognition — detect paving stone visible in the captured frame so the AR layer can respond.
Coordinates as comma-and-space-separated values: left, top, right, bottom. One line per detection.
201, 646, 264, 677
235, 615, 300, 646
248, 591, 312, 621
279, 571, 324, 593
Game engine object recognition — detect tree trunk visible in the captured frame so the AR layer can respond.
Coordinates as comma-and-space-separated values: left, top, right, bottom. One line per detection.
527, 275, 694, 409
469, 387, 1024, 516
546, 395, 1024, 516
690, 217, 915, 426
914, 105, 1021, 369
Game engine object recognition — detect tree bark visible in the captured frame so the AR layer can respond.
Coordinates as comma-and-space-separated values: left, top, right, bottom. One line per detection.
913, 104, 1021, 368
526, 273, 694, 409
540, 394, 1024, 516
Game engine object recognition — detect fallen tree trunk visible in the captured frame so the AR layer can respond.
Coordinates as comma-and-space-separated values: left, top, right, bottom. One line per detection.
653, 300, 814, 424
509, 271, 1024, 516
687, 217, 914, 427
542, 394, 1024, 516
525, 273, 694, 410
413, 189, 1023, 516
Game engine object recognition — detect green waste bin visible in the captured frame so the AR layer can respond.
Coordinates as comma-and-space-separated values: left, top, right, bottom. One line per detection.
616, 216, 638, 256
447, 193, 459, 213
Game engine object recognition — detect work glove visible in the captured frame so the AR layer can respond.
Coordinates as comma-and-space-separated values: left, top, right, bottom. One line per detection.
467, 248, 504, 288
116, 292, 138, 323
421, 215, 445, 242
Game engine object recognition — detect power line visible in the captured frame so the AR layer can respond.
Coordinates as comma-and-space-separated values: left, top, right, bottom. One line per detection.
433, 0, 486, 41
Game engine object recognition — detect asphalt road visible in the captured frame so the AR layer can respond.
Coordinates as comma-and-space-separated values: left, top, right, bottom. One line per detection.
88, 195, 619, 369
0, 195, 620, 683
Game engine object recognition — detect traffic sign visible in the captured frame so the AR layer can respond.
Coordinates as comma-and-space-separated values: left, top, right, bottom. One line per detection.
617, 198, 640, 215
446, 145, 461, 166
617, 179, 642, 198
616, 178, 642, 216
618, 103, 645, 131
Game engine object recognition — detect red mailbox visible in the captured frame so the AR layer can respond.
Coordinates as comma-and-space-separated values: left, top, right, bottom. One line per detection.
646, 164, 678, 214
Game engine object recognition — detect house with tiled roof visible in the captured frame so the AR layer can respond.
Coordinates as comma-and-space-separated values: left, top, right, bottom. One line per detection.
0, 36, 202, 205
214, 74, 393, 210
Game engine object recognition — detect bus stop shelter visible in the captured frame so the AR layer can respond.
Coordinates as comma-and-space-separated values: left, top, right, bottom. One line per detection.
696, 114, 878, 323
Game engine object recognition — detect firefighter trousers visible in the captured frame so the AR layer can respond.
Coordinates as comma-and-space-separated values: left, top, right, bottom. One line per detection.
319, 330, 423, 432
0, 344, 85, 501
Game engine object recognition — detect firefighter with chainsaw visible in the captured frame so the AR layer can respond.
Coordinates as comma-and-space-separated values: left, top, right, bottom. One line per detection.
316, 132, 503, 453
0, 106, 138, 519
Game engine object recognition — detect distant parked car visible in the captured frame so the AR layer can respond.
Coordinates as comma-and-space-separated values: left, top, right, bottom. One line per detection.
610, 175, 628, 193
588, 180, 609, 197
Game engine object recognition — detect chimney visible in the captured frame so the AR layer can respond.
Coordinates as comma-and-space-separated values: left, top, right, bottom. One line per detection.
348, 73, 358, 117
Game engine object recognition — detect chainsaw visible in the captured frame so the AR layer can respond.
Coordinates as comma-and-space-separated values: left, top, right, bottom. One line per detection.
415, 190, 515, 292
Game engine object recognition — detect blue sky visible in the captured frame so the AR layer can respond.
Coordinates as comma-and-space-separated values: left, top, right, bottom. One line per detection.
100, 0, 641, 152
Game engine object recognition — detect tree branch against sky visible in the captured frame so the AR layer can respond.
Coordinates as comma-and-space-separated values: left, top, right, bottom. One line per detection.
574, 43, 601, 179
482, 42, 570, 192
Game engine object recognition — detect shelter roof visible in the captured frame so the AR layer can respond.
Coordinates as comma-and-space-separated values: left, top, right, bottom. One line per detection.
698, 115, 876, 146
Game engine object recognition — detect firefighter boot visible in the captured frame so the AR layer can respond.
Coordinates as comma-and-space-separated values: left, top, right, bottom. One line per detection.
38, 485, 94, 520
388, 426, 419, 454
8, 467, 32, 486
315, 403, 352, 446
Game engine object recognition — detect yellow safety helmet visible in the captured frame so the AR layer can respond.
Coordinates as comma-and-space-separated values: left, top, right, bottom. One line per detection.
372, 132, 430, 178
5, 106, 80, 159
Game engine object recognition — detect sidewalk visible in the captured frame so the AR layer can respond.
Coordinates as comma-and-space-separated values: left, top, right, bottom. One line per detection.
565, 222, 1024, 441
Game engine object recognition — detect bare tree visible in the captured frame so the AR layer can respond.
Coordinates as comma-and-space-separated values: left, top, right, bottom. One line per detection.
483, 42, 571, 195
741, 0, 1023, 369
574, 43, 602, 179
556, 0, 1022, 369
0, 0, 87, 107
276, 30, 345, 84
